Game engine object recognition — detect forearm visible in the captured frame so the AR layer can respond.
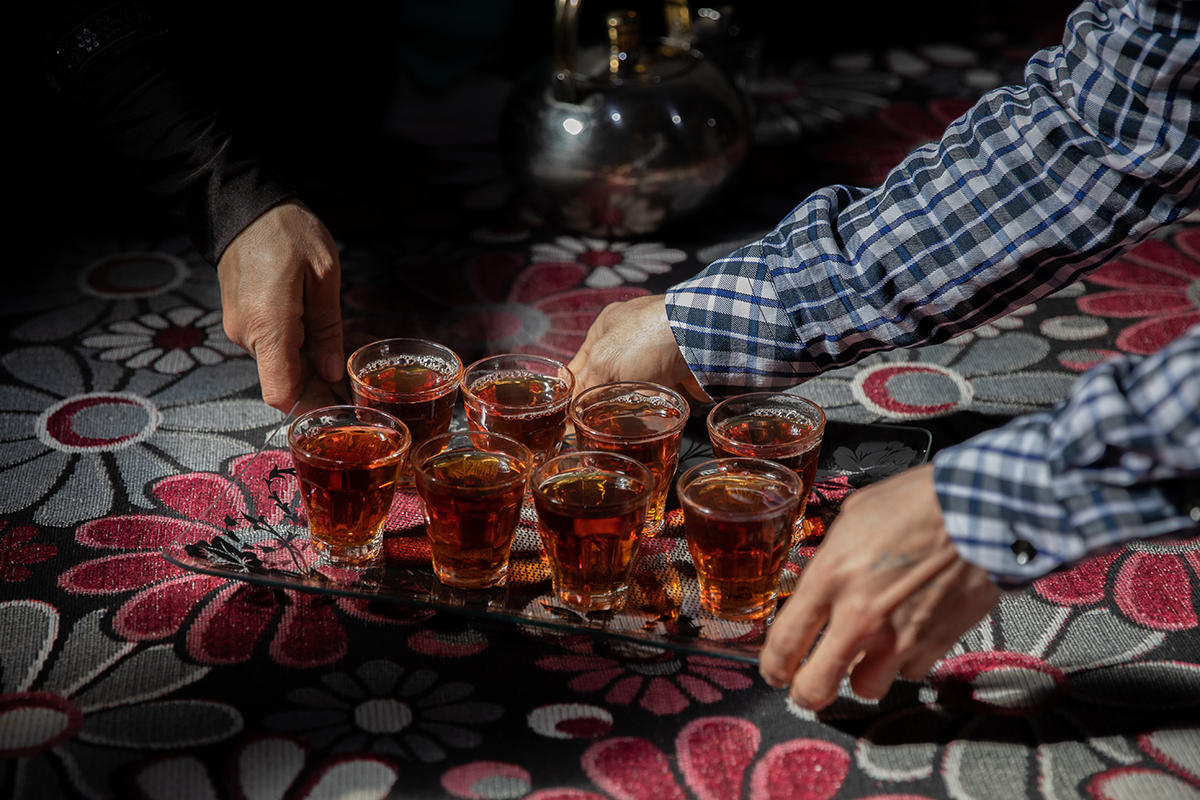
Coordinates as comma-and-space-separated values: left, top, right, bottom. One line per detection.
33, 1, 294, 264
667, 0, 1200, 397
934, 324, 1200, 583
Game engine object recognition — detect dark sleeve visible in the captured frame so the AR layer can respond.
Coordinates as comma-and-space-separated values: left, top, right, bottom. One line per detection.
28, 1, 295, 265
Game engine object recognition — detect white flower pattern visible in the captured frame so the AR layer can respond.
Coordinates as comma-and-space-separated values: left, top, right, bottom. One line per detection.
530, 236, 687, 288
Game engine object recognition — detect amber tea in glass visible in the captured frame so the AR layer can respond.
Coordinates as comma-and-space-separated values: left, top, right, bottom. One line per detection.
412, 431, 533, 589
347, 338, 463, 485
677, 458, 801, 621
707, 392, 825, 536
288, 405, 411, 565
461, 354, 574, 467
531, 451, 653, 611
569, 382, 689, 536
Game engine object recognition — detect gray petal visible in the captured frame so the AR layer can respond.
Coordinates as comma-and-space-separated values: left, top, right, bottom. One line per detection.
786, 379, 855, 409
0, 600, 58, 693
0, 451, 71, 514
151, 361, 260, 405
972, 372, 1078, 406
161, 400, 284, 434
951, 333, 1049, 376
112, 446, 178, 508
290, 687, 348, 710
995, 593, 1070, 658
72, 645, 210, 712
1038, 740, 1106, 798
150, 432, 255, 472
403, 732, 447, 763
41, 610, 135, 697
824, 404, 881, 424
2, 347, 85, 398
417, 682, 475, 707
0, 385, 57, 413
913, 340, 968, 367
1047, 608, 1164, 672
857, 705, 955, 781
33, 452, 113, 527
399, 670, 439, 698
421, 703, 503, 724
358, 660, 404, 696
418, 722, 483, 749
942, 718, 1034, 800
263, 710, 348, 733
0, 438, 48, 468
12, 300, 104, 343
80, 699, 243, 748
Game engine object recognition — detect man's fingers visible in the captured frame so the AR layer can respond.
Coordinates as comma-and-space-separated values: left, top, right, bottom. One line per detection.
788, 610, 879, 710
760, 581, 830, 691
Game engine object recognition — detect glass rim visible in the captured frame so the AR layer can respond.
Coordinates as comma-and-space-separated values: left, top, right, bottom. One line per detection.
676, 457, 802, 519
706, 391, 826, 447
530, 449, 655, 510
287, 405, 411, 468
461, 353, 576, 412
410, 429, 534, 487
569, 380, 690, 442
347, 337, 464, 402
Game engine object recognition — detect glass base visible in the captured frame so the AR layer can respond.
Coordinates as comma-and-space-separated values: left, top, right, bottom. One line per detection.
699, 592, 778, 623
554, 582, 630, 612
311, 535, 383, 566
434, 563, 508, 590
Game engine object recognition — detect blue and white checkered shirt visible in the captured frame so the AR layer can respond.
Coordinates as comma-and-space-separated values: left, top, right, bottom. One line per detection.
666, 0, 1200, 582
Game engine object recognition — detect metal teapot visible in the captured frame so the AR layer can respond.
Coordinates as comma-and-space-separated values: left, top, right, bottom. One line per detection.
501, 0, 750, 238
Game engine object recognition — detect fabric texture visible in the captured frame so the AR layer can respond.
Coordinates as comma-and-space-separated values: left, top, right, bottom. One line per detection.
666, 0, 1200, 582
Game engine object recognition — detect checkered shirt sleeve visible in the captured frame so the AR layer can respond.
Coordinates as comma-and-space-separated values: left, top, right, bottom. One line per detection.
665, 0, 1200, 583
935, 324, 1200, 582
666, 0, 1200, 397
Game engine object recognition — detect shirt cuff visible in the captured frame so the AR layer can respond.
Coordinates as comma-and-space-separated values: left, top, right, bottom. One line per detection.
665, 244, 812, 398
933, 408, 1197, 585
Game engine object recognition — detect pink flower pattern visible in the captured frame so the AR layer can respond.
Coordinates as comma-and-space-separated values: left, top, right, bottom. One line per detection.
536, 640, 756, 717
1034, 539, 1200, 631
1076, 228, 1200, 355
0, 520, 56, 581
55, 451, 429, 667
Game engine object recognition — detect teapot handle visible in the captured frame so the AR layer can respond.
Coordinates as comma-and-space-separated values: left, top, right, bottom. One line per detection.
551, 0, 693, 102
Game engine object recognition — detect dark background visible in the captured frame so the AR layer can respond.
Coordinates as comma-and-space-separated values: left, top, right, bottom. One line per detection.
14, 0, 1078, 254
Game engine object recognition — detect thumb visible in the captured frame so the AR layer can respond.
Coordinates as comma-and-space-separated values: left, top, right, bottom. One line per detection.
302, 246, 344, 385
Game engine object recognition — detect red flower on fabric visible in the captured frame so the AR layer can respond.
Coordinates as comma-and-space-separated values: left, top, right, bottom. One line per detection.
343, 250, 648, 366
0, 520, 56, 581
1033, 539, 1200, 632
1076, 227, 1200, 355
444, 718, 911, 800
536, 639, 756, 717
56, 450, 428, 667
808, 99, 975, 187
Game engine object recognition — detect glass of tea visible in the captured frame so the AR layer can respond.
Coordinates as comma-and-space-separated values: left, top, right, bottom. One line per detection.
411, 430, 533, 589
531, 451, 654, 611
706, 392, 825, 537
288, 405, 411, 566
460, 354, 575, 467
347, 338, 463, 485
676, 458, 801, 621
569, 381, 689, 536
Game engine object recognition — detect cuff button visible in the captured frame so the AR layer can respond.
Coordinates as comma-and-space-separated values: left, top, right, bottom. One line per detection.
1011, 539, 1037, 565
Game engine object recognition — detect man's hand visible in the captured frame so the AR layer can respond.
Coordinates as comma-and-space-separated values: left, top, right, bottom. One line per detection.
759, 464, 1001, 710
568, 294, 709, 402
218, 199, 344, 414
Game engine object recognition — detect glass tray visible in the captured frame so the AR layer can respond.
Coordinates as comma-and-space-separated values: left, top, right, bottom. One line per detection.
163, 418, 931, 663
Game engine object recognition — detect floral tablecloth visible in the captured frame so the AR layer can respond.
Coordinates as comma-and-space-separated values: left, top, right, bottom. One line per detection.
3, 7, 1199, 800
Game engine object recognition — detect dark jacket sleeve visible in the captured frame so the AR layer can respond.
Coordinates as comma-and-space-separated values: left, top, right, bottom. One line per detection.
25, 1, 295, 265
